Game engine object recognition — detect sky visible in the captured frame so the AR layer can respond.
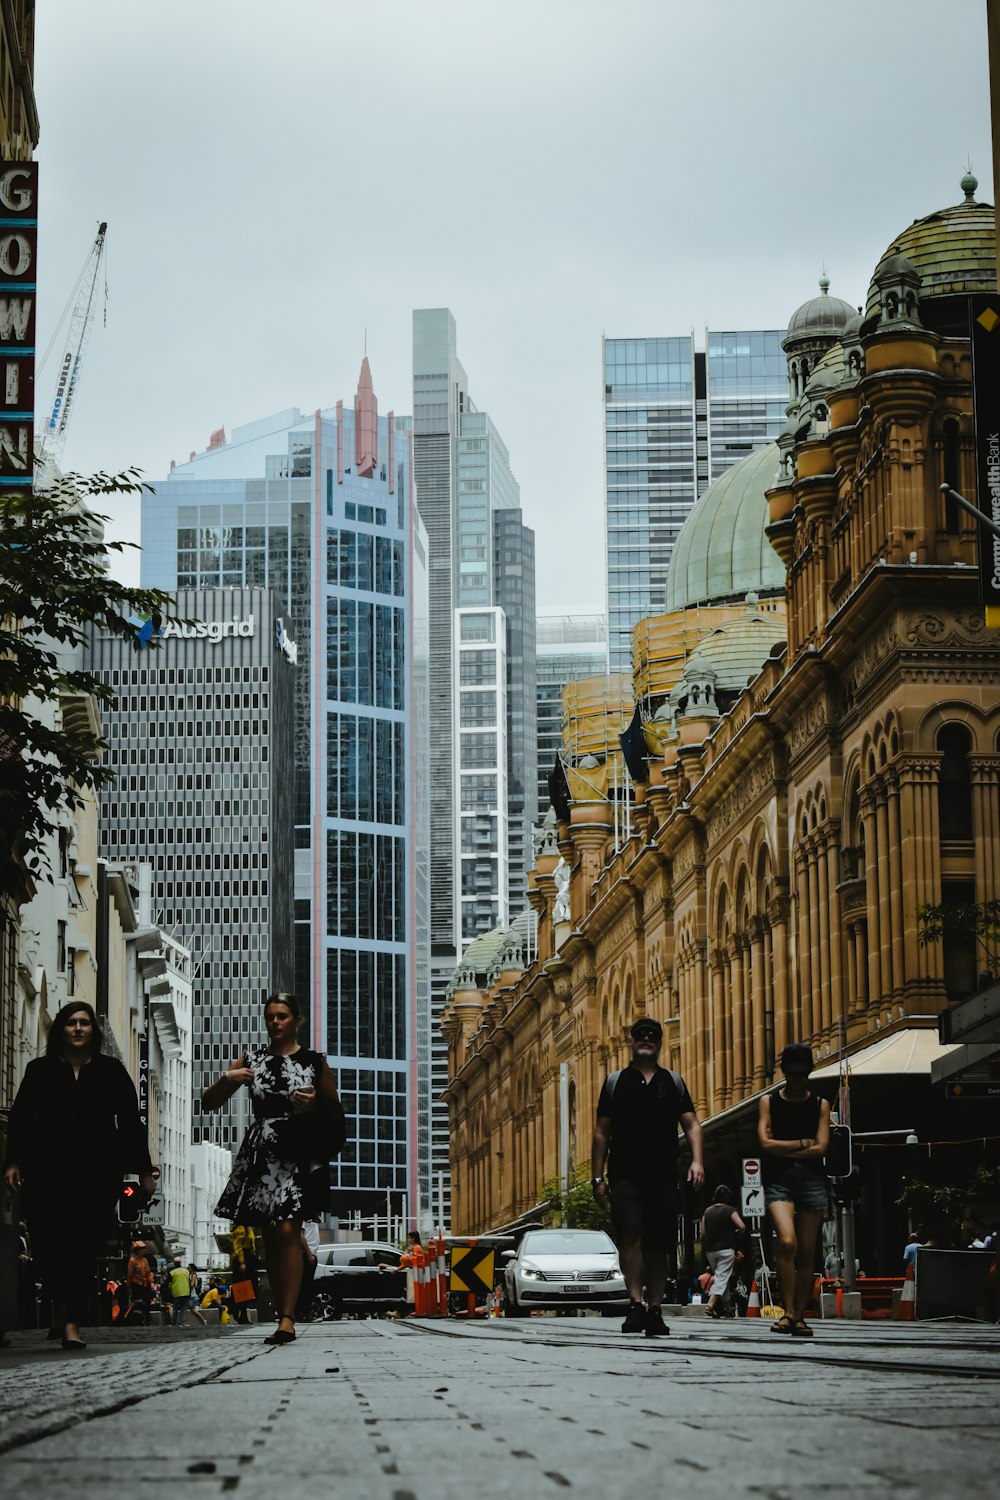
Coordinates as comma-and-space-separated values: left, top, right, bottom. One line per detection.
31, 0, 994, 608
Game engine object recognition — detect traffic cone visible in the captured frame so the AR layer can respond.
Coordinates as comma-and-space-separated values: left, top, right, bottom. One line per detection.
896, 1262, 915, 1321
745, 1278, 761, 1317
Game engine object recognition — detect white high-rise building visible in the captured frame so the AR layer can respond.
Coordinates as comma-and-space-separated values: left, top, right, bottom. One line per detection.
412, 309, 537, 1226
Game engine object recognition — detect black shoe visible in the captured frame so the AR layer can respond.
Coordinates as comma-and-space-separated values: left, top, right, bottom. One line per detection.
621, 1301, 646, 1334
61, 1336, 87, 1350
644, 1306, 669, 1337
263, 1327, 296, 1346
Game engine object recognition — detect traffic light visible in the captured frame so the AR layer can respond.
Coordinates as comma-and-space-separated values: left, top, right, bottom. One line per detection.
824, 1123, 853, 1179
832, 1167, 861, 1206
118, 1179, 144, 1223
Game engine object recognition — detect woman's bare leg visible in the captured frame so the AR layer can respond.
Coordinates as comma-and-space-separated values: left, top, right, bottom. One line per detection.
264, 1221, 304, 1329
793, 1208, 825, 1323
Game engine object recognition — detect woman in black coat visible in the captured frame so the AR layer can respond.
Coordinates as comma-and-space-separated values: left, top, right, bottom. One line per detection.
3, 1002, 155, 1348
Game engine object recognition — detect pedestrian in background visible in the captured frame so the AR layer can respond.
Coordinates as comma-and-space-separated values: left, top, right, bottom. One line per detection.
591, 1016, 704, 1338
204, 992, 344, 1346
702, 1186, 745, 1318
758, 1042, 831, 1337
2, 1002, 154, 1350
126, 1241, 154, 1325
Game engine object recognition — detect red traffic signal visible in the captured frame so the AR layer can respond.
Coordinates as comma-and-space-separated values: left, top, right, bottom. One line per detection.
118, 1180, 144, 1223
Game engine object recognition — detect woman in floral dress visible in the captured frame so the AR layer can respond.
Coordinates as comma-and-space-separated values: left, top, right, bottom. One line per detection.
203, 992, 342, 1345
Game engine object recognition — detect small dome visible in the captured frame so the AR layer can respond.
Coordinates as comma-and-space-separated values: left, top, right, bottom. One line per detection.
665, 443, 784, 611
866, 178, 996, 316
785, 277, 857, 343
803, 341, 846, 395
675, 605, 787, 700
459, 925, 511, 977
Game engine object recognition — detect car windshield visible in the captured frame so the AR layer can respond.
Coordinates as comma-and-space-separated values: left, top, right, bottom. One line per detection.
521, 1231, 614, 1255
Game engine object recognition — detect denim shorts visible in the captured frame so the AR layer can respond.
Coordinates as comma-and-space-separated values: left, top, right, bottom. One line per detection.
764, 1164, 828, 1213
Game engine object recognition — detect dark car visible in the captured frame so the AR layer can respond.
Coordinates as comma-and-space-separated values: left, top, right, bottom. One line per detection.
311, 1241, 409, 1320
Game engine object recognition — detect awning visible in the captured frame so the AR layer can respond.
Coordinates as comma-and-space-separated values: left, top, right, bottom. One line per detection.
701, 1025, 959, 1146
812, 1026, 959, 1079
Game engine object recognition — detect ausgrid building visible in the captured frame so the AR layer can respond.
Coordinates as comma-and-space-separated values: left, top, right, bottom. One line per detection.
89, 586, 296, 1151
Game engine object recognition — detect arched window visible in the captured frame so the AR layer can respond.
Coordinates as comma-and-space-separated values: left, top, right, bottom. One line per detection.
938, 724, 973, 841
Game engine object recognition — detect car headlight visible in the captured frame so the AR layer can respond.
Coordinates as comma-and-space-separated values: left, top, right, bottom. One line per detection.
520, 1267, 542, 1279
609, 1270, 624, 1281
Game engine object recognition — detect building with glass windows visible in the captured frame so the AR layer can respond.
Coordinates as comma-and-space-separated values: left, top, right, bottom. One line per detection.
138, 365, 432, 1224
88, 586, 296, 1153
412, 308, 537, 1225
603, 326, 788, 668
535, 612, 608, 814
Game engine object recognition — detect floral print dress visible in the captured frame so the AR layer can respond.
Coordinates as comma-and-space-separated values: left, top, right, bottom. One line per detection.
216, 1045, 327, 1225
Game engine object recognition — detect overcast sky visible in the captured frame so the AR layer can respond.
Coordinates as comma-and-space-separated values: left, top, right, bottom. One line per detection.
32, 0, 993, 607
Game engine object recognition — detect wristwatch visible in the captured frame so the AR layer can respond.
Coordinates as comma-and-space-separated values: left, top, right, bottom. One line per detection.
591, 1176, 605, 1186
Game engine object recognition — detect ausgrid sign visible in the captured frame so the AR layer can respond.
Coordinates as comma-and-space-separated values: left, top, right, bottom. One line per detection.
161, 615, 255, 643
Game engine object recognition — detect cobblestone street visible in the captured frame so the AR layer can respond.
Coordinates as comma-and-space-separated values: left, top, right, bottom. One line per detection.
2, 1318, 997, 1499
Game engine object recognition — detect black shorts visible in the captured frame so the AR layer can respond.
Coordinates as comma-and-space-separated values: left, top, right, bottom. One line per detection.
609, 1179, 678, 1252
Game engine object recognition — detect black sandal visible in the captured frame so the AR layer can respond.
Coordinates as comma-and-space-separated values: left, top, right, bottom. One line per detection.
790, 1318, 814, 1338
770, 1314, 794, 1334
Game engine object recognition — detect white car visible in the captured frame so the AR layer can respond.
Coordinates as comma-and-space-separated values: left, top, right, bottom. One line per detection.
502, 1229, 627, 1316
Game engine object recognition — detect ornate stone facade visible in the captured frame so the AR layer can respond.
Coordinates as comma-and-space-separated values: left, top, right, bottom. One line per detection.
443, 184, 1000, 1246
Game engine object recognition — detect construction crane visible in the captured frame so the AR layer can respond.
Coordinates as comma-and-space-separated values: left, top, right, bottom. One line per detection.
36, 220, 108, 470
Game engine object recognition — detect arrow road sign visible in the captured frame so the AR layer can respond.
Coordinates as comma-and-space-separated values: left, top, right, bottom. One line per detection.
450, 1245, 495, 1298
741, 1184, 765, 1219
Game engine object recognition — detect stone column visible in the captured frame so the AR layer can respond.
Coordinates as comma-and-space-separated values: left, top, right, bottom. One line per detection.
768, 894, 791, 1066
729, 935, 747, 1099
806, 839, 822, 1045
749, 915, 766, 1091
886, 771, 904, 1001
824, 824, 843, 1046
709, 947, 725, 1114
898, 757, 941, 987
814, 833, 831, 1040
795, 852, 812, 1041
861, 787, 882, 1010
692, 940, 709, 1116
971, 756, 1000, 905
875, 782, 893, 1015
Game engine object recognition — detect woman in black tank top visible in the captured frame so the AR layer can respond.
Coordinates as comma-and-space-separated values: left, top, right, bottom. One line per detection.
757, 1042, 831, 1338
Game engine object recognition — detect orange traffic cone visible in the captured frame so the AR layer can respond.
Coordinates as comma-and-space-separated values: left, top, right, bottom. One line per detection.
896, 1261, 915, 1321
745, 1278, 761, 1317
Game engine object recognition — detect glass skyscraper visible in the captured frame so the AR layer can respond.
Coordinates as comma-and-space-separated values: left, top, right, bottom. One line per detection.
139, 363, 432, 1223
412, 308, 537, 1226
604, 329, 786, 669
89, 587, 296, 1152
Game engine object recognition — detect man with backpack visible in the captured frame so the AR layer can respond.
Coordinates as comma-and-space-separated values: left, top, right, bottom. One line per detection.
591, 1017, 704, 1337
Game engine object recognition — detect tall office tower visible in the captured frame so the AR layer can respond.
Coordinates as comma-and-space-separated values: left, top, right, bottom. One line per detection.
412, 309, 537, 1223
139, 368, 432, 1224
89, 587, 296, 1151
535, 612, 609, 813
603, 328, 787, 668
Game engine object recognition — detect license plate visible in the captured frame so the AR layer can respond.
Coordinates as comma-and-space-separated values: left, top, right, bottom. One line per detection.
563, 1283, 590, 1293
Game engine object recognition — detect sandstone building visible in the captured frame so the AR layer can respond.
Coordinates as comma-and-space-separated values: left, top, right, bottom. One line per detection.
442, 179, 1000, 1269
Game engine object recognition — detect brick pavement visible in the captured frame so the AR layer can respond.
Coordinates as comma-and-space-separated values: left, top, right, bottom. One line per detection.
0, 1318, 997, 1498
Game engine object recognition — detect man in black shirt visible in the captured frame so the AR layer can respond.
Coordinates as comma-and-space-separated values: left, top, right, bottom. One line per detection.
591, 1017, 703, 1336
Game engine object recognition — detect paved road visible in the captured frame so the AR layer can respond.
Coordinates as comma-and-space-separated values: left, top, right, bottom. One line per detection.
1, 1317, 998, 1499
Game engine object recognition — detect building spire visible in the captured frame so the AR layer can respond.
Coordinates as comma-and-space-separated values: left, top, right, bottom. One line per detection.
355, 354, 378, 478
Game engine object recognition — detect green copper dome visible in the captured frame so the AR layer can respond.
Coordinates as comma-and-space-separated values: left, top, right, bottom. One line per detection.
664, 443, 785, 612
865, 179, 996, 316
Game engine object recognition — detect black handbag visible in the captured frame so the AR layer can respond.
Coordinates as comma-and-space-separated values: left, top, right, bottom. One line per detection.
280, 1056, 349, 1161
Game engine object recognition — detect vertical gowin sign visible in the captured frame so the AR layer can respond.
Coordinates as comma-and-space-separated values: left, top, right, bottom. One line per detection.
970, 293, 1000, 627
0, 163, 38, 491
